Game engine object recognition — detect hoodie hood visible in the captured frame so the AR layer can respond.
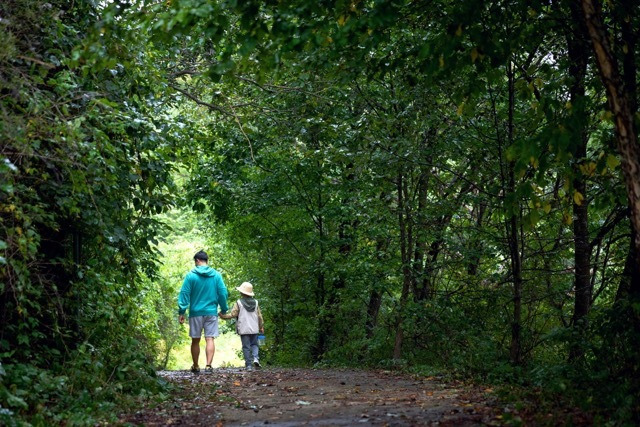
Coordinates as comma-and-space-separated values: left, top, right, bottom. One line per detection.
191, 266, 218, 277
240, 297, 257, 312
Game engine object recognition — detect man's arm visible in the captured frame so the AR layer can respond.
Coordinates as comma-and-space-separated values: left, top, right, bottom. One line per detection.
217, 274, 229, 313
177, 275, 191, 321
219, 301, 239, 319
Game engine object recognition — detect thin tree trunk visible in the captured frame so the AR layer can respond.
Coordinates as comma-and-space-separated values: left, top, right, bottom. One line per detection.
567, 0, 592, 361
413, 132, 434, 297
393, 169, 412, 360
313, 271, 326, 361
366, 190, 392, 337
313, 200, 327, 360
506, 60, 523, 366
366, 238, 388, 338
467, 201, 486, 276
508, 194, 523, 365
365, 289, 383, 339
412, 169, 428, 298
420, 239, 441, 300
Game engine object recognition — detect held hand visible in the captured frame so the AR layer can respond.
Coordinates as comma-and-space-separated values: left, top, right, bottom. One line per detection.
179, 315, 185, 324
260, 327, 264, 334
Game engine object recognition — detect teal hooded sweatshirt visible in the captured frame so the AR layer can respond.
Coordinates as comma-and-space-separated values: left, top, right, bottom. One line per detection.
178, 266, 229, 317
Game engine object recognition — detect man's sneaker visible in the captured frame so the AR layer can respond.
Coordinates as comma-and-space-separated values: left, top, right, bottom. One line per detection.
205, 365, 214, 373
190, 365, 200, 374
253, 359, 262, 369
245, 365, 254, 371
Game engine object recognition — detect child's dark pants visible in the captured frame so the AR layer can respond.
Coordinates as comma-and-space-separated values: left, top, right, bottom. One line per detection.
240, 334, 259, 367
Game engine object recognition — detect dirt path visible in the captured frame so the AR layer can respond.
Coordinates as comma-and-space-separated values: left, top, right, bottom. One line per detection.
120, 368, 503, 426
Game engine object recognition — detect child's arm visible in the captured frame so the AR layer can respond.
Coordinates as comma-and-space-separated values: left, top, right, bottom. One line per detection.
257, 304, 264, 333
219, 301, 239, 319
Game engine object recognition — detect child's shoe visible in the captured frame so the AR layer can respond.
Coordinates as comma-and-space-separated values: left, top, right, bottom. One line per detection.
205, 365, 214, 373
190, 365, 200, 375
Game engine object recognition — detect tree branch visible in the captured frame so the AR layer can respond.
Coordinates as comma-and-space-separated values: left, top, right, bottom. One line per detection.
589, 207, 629, 248
168, 84, 232, 117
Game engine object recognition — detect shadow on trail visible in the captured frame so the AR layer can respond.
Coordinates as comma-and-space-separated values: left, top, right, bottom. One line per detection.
120, 368, 500, 426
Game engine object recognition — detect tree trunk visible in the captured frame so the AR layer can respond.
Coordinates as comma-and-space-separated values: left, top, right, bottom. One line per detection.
467, 200, 486, 276
393, 169, 412, 360
506, 60, 523, 366
313, 271, 326, 361
366, 238, 388, 338
412, 169, 429, 299
615, 0, 640, 303
508, 195, 523, 366
617, 236, 640, 301
582, 1, 640, 418
313, 205, 327, 360
365, 289, 383, 339
567, 0, 592, 361
581, 0, 640, 279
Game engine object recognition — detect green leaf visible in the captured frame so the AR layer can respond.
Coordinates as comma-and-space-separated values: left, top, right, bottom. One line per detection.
6, 393, 28, 409
606, 154, 620, 170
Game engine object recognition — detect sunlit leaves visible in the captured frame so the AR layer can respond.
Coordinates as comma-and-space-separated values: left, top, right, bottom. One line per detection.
606, 154, 620, 170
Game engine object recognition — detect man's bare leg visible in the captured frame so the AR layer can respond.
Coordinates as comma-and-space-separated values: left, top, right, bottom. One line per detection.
191, 338, 201, 368
205, 337, 215, 366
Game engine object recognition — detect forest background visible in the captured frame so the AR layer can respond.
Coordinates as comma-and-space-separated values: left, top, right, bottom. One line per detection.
1, 0, 640, 425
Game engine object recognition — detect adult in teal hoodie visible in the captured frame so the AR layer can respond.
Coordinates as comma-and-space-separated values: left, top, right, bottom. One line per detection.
178, 250, 229, 373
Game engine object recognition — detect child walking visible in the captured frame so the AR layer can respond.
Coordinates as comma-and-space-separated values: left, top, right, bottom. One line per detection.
219, 282, 264, 369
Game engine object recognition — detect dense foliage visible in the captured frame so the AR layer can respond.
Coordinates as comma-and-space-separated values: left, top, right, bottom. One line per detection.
0, 1, 183, 424
1, 0, 639, 424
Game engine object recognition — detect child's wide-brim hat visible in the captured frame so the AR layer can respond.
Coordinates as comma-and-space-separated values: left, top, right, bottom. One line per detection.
236, 281, 254, 296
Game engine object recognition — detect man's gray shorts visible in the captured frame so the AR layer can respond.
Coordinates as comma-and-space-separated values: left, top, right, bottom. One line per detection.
189, 315, 219, 338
